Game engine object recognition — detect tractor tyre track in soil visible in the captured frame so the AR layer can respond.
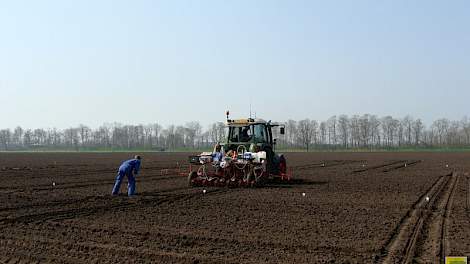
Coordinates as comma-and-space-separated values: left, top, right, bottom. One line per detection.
379, 172, 459, 264
381, 160, 422, 173
292, 160, 364, 170
352, 160, 407, 173
439, 172, 459, 263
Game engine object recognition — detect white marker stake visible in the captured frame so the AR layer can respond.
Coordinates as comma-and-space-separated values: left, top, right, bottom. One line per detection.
302, 192, 306, 197
203, 189, 206, 194
446, 164, 449, 168
52, 182, 56, 187
425, 196, 430, 202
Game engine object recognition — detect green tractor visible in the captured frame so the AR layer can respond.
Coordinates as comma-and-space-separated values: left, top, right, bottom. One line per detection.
188, 112, 291, 187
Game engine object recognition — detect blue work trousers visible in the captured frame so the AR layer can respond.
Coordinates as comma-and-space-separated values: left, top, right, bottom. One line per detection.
111, 168, 136, 196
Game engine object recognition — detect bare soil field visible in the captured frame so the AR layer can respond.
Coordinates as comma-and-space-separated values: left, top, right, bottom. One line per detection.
0, 152, 469, 263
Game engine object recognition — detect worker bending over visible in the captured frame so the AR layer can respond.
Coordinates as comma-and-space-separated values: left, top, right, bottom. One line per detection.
112, 155, 141, 196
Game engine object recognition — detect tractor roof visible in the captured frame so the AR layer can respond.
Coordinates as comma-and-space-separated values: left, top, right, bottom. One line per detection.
226, 118, 280, 127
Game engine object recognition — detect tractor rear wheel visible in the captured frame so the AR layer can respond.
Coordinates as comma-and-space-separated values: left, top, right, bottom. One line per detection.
188, 171, 198, 187
247, 170, 255, 187
279, 155, 286, 174
253, 169, 266, 187
254, 177, 265, 187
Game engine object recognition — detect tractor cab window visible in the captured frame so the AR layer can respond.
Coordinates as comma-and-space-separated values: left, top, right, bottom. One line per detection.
253, 124, 268, 143
229, 126, 252, 142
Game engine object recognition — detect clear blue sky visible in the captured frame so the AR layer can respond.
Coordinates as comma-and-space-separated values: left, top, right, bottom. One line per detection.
1, 0, 469, 129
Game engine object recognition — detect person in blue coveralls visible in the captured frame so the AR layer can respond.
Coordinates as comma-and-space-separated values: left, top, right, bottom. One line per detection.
212, 144, 224, 163
112, 155, 141, 196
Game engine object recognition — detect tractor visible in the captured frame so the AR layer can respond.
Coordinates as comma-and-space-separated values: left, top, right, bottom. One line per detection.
188, 111, 292, 187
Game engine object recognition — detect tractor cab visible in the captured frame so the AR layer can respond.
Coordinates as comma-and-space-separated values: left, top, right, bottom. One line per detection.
222, 112, 285, 174
225, 118, 283, 151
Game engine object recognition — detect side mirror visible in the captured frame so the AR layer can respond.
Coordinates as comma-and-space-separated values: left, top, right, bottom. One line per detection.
280, 127, 285, 135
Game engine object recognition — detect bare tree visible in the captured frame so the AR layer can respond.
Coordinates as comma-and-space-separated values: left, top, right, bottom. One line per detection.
397, 121, 404, 147
358, 114, 371, 147
461, 117, 470, 145
200, 130, 210, 148
185, 121, 202, 148
432, 119, 450, 146
164, 125, 175, 149
349, 115, 360, 148
12, 126, 23, 147
99, 124, 112, 148
402, 116, 413, 146
152, 123, 161, 148
311, 120, 319, 146
209, 122, 226, 144
32, 129, 47, 145
64, 128, 79, 150
413, 119, 424, 146
447, 121, 461, 146
175, 126, 186, 148
23, 129, 32, 147
369, 115, 381, 148
327, 116, 337, 146
286, 120, 298, 149
381, 116, 397, 147
135, 125, 145, 148
0, 129, 11, 150
338, 115, 349, 148
319, 121, 327, 146
78, 124, 91, 147
298, 119, 314, 151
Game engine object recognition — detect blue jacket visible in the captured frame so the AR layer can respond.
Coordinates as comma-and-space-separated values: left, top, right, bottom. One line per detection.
119, 159, 141, 175
212, 152, 224, 162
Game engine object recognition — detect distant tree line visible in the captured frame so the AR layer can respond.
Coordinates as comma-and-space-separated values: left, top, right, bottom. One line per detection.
0, 122, 225, 151
279, 115, 470, 151
1, 115, 470, 151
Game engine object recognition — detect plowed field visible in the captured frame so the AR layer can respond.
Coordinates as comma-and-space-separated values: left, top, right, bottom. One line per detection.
0, 152, 469, 263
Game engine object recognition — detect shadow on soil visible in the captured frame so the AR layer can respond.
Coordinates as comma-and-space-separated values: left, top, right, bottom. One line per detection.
264, 178, 328, 189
